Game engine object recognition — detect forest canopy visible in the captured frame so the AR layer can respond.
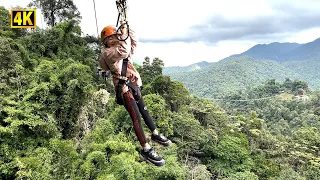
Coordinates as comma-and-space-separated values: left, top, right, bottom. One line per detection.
1, 3, 320, 180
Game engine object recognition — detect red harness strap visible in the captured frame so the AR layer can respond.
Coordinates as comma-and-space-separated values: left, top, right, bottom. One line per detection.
123, 91, 147, 145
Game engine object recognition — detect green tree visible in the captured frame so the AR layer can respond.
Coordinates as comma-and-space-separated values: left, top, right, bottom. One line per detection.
151, 57, 164, 78
272, 167, 306, 180
208, 135, 254, 177
0, 37, 24, 96
28, 0, 81, 27
142, 94, 174, 136
0, 6, 13, 37
138, 57, 165, 85
21, 21, 96, 70
265, 79, 281, 94
0, 6, 28, 38
282, 78, 293, 92
292, 80, 308, 94
166, 81, 190, 112
151, 75, 190, 112
226, 171, 259, 180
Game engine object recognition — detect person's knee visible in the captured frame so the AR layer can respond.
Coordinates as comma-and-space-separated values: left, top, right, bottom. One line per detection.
123, 91, 140, 116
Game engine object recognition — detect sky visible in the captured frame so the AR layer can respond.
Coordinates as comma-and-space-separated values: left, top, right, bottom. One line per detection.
2, 0, 320, 67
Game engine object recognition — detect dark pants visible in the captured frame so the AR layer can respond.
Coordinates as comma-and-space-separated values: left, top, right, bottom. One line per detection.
122, 90, 156, 146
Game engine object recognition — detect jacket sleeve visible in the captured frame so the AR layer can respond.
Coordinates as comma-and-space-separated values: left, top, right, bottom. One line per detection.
105, 38, 131, 63
98, 53, 110, 72
129, 28, 138, 55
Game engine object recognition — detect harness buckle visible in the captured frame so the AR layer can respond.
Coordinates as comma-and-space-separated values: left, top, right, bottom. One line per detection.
118, 75, 128, 81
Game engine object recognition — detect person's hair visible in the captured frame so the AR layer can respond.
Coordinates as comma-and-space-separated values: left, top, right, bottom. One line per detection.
103, 38, 108, 48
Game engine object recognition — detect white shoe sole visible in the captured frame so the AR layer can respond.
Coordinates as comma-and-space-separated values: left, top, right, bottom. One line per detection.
139, 154, 165, 166
152, 138, 173, 147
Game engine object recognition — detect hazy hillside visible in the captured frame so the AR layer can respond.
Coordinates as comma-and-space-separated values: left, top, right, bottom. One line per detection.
229, 37, 320, 62
163, 61, 212, 74
133, 60, 143, 66
282, 57, 320, 88
231, 42, 301, 61
284, 38, 320, 61
163, 37, 320, 99
163, 56, 304, 99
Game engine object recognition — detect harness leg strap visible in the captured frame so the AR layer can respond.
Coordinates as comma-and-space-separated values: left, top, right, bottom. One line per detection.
123, 91, 147, 146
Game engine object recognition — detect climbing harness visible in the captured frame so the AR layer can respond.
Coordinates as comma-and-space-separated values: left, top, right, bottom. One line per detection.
94, 0, 130, 79
116, 57, 141, 105
115, 0, 130, 41
94, 0, 140, 103
113, 0, 141, 105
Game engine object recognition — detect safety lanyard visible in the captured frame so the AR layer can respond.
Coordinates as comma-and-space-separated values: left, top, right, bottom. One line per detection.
94, 0, 131, 79
116, 0, 130, 84
116, 0, 129, 41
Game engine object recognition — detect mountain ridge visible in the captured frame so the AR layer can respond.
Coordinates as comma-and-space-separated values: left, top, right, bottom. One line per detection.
164, 37, 320, 69
161, 36, 320, 99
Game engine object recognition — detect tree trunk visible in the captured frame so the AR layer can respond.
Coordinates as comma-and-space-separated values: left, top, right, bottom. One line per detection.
50, 1, 56, 27
51, 11, 55, 27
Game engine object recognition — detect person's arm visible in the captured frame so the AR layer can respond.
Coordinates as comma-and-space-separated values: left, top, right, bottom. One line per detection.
98, 53, 110, 72
98, 53, 110, 81
129, 27, 138, 55
105, 42, 130, 62
105, 22, 131, 62
118, 21, 137, 55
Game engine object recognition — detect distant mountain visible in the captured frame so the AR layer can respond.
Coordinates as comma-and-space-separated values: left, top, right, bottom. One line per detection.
230, 37, 320, 62
163, 61, 212, 74
133, 60, 142, 66
162, 37, 320, 99
283, 38, 320, 61
163, 56, 306, 99
230, 42, 301, 61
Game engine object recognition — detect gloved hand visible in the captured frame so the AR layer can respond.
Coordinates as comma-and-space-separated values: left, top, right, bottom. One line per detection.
101, 71, 110, 81
119, 20, 128, 37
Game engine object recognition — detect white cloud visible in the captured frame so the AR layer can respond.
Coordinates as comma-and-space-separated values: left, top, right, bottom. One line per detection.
283, 27, 320, 43
69, 0, 320, 67
2, 0, 320, 67
134, 40, 256, 67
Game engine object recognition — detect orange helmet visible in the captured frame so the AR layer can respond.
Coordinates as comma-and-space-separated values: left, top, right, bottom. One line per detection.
100, 25, 117, 42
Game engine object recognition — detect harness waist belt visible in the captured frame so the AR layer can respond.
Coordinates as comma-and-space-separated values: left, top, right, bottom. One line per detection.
116, 75, 128, 81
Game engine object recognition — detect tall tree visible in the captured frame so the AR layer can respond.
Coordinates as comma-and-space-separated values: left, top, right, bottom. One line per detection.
151, 57, 164, 78
137, 56, 165, 85
0, 6, 10, 32
28, 0, 81, 27
0, 6, 27, 38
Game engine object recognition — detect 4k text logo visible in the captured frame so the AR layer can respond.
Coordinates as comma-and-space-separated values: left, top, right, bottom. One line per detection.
10, 9, 36, 28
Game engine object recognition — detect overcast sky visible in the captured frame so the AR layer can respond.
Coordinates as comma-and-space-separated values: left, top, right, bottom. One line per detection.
2, 0, 320, 67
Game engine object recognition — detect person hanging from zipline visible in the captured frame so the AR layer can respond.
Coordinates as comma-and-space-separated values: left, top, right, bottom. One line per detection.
98, 21, 172, 166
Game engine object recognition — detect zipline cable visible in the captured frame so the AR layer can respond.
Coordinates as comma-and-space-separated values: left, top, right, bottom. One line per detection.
211, 96, 274, 102
92, 0, 104, 77
93, 0, 99, 38
210, 94, 289, 102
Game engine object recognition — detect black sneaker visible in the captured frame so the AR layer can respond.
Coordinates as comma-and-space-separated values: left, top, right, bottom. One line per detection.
140, 148, 165, 166
151, 133, 172, 146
